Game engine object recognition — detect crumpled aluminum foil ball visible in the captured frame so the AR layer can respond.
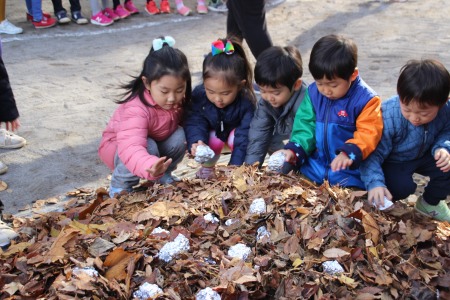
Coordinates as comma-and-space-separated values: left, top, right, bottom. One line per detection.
195, 145, 215, 163
267, 152, 286, 172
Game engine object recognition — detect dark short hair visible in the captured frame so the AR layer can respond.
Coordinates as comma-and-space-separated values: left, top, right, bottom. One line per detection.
397, 59, 450, 107
309, 34, 357, 81
254, 46, 303, 89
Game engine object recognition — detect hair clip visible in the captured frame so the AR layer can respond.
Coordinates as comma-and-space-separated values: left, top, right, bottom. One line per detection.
153, 36, 176, 51
211, 40, 235, 56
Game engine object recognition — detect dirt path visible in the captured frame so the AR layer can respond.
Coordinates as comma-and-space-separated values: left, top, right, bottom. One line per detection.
1, 0, 449, 214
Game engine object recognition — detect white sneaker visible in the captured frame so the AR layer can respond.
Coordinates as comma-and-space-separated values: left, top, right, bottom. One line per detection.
0, 160, 7, 175
0, 129, 26, 149
0, 219, 18, 248
0, 19, 23, 35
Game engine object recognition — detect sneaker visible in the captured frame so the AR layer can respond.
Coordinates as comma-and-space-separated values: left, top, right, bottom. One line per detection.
55, 10, 71, 24
0, 218, 19, 249
0, 160, 7, 175
114, 4, 131, 19
0, 19, 23, 34
0, 129, 26, 149
145, 1, 160, 15
414, 196, 450, 222
160, 0, 171, 13
90, 11, 114, 26
197, 3, 208, 14
32, 15, 57, 29
71, 10, 88, 24
124, 0, 140, 14
157, 173, 181, 185
26, 11, 51, 22
103, 7, 120, 21
208, 0, 227, 12
177, 5, 192, 16
195, 166, 216, 180
109, 185, 133, 198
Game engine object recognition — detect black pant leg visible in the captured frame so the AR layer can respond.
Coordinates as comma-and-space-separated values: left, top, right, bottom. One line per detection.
226, 0, 272, 59
51, 0, 66, 13
0, 57, 19, 122
417, 154, 450, 205
69, 0, 82, 12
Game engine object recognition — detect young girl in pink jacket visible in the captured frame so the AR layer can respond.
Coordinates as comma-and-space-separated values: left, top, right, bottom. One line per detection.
98, 36, 192, 198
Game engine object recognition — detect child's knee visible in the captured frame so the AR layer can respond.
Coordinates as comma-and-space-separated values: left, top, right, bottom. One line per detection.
390, 182, 417, 200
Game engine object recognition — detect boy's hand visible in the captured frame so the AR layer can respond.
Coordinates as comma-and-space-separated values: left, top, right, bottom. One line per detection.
146, 156, 172, 178
191, 140, 206, 156
331, 152, 353, 171
368, 187, 392, 208
435, 148, 450, 172
273, 149, 296, 165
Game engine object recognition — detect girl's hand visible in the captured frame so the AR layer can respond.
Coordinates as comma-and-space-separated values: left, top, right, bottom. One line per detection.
368, 187, 392, 208
146, 156, 173, 177
1, 119, 21, 132
191, 140, 206, 156
435, 148, 450, 172
331, 152, 353, 171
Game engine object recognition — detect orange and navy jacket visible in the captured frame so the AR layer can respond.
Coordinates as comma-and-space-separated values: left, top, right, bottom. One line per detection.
284, 76, 383, 188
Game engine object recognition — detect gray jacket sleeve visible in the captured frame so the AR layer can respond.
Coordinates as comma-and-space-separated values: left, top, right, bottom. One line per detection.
245, 99, 275, 165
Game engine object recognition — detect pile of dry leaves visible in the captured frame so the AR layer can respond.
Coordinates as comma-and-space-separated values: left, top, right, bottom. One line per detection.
1, 165, 449, 299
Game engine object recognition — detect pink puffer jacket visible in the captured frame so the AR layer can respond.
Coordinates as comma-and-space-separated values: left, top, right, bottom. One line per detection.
98, 90, 183, 180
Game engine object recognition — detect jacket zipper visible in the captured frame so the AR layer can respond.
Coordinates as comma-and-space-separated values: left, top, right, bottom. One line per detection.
416, 124, 428, 159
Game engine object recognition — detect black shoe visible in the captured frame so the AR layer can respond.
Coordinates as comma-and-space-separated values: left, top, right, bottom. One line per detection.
72, 11, 88, 25
56, 10, 71, 24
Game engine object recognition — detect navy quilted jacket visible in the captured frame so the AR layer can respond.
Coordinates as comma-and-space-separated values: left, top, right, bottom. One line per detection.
360, 96, 450, 191
184, 84, 255, 165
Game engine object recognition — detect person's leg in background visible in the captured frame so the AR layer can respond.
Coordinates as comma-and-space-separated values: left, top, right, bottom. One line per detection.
0, 0, 23, 34
226, 0, 272, 60
68, 0, 88, 24
89, 0, 114, 26
26, 0, 57, 28
51, 0, 71, 24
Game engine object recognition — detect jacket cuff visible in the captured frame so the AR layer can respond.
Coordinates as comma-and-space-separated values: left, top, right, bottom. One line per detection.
284, 141, 307, 169
336, 143, 362, 169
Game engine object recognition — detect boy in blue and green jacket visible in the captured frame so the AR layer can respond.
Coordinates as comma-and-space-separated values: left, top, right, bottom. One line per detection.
271, 34, 383, 189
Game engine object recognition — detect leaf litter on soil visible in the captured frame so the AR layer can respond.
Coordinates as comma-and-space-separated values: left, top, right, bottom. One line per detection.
1, 164, 449, 299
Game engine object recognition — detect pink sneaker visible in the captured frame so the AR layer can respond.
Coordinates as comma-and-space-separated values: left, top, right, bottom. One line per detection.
90, 11, 113, 26
177, 5, 191, 16
103, 7, 120, 21
124, 0, 140, 14
114, 4, 131, 19
197, 4, 208, 14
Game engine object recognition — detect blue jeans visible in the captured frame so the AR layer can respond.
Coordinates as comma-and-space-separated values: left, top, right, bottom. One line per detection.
25, 0, 43, 21
383, 153, 450, 205
110, 127, 186, 192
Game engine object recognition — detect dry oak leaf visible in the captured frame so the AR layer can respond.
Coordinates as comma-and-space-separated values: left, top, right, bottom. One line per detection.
323, 248, 350, 259
103, 247, 142, 281
42, 227, 80, 264
347, 209, 380, 244
133, 201, 188, 222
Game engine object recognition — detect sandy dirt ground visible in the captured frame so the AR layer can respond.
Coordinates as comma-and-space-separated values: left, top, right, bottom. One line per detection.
0, 0, 449, 214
